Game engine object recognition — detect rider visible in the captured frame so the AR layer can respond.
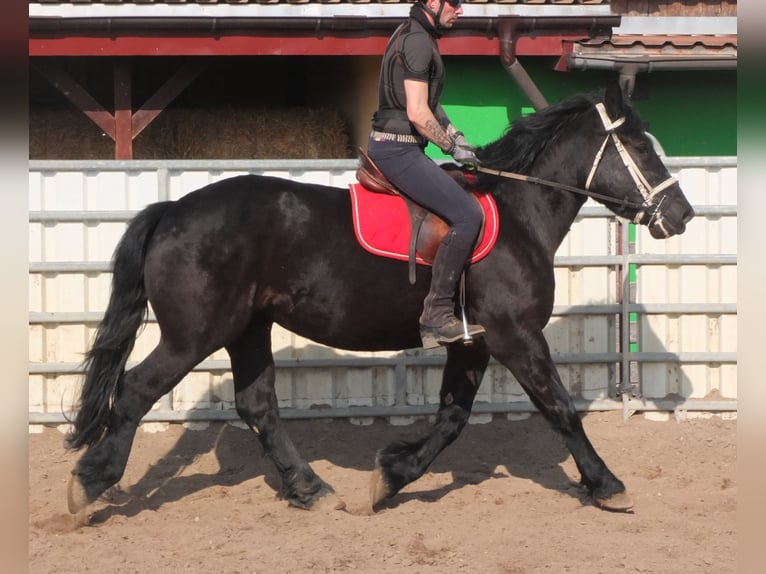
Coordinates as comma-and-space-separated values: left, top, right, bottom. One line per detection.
367, 0, 486, 349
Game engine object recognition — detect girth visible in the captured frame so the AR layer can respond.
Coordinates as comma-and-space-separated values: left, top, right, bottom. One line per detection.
356, 147, 483, 285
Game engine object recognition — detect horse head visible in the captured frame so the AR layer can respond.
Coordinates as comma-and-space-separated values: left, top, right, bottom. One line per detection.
476, 83, 695, 240
587, 81, 695, 239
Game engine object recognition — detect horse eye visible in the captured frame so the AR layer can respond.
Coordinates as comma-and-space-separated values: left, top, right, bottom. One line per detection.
634, 141, 651, 154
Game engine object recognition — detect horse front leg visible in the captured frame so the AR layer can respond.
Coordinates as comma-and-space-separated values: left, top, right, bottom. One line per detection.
370, 340, 490, 509
492, 329, 634, 511
226, 322, 345, 511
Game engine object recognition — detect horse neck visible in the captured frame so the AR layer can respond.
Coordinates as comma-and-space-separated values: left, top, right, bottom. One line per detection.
520, 132, 593, 249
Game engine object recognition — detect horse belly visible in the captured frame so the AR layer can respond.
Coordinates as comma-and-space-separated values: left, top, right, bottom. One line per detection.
263, 255, 428, 352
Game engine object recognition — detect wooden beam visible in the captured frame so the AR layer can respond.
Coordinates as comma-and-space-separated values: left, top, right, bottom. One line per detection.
33, 63, 116, 140
131, 60, 205, 138
35, 60, 206, 159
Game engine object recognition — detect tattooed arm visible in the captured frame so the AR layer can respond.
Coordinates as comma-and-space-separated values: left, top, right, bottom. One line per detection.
404, 79, 456, 154
434, 103, 459, 136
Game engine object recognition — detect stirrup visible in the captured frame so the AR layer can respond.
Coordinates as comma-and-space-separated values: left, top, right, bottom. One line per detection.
420, 318, 486, 349
457, 271, 481, 346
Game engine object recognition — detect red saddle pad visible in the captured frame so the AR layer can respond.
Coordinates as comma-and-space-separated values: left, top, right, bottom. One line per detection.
348, 182, 499, 265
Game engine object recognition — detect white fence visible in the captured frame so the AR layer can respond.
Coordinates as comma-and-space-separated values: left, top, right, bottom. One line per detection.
28, 157, 737, 426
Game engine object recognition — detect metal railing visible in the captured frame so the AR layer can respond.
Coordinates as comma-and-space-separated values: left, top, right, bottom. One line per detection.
28, 157, 738, 423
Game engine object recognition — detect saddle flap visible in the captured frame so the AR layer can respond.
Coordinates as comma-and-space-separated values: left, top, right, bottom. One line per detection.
357, 147, 400, 196
349, 182, 500, 269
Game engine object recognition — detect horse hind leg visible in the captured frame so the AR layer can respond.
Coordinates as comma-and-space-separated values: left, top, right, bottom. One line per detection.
67, 341, 202, 514
226, 321, 345, 512
370, 340, 490, 509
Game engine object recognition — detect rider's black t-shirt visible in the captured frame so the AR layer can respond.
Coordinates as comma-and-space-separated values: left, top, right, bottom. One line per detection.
372, 6, 446, 137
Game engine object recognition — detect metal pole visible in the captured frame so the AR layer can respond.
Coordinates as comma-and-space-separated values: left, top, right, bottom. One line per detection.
620, 221, 632, 424
498, 19, 549, 112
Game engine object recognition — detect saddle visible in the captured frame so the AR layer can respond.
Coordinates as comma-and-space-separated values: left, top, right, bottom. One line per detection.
355, 147, 489, 285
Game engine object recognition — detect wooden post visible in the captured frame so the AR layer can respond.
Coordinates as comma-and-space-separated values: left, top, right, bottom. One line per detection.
113, 61, 133, 160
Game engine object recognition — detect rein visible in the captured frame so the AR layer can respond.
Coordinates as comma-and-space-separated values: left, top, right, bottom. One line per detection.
476, 102, 677, 226
475, 165, 644, 211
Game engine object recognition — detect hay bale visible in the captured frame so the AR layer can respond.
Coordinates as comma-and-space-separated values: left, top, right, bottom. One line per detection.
29, 107, 114, 160
30, 105, 353, 160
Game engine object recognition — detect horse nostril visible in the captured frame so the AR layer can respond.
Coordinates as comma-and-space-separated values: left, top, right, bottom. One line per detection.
683, 206, 695, 224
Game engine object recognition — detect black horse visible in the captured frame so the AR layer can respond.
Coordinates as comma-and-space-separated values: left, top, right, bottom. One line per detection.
66, 82, 694, 515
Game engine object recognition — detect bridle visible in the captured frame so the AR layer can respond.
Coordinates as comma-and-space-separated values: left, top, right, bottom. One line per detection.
475, 102, 677, 231
586, 103, 677, 226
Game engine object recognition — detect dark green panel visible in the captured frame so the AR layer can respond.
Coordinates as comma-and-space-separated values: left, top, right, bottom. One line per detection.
631, 71, 737, 156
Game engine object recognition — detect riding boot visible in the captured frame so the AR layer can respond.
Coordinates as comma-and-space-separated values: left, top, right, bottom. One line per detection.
419, 231, 486, 349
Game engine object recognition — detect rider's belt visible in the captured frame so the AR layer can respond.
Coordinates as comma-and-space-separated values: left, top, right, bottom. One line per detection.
370, 130, 425, 145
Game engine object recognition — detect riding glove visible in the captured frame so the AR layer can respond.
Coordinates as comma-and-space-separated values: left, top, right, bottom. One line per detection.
451, 132, 481, 169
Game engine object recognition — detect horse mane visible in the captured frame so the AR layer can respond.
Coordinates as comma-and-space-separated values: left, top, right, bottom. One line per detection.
476, 89, 644, 178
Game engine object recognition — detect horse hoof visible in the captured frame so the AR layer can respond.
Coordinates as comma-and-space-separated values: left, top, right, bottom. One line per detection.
594, 490, 634, 512
369, 467, 391, 509
67, 473, 90, 514
309, 492, 346, 512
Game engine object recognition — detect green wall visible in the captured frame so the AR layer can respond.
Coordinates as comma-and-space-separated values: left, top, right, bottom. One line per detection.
631, 70, 736, 156
431, 56, 736, 158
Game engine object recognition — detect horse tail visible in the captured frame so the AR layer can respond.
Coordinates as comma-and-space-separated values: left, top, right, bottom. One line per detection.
66, 201, 172, 451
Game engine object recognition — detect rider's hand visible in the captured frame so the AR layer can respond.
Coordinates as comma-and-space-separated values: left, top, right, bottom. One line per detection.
453, 132, 472, 151
451, 132, 481, 169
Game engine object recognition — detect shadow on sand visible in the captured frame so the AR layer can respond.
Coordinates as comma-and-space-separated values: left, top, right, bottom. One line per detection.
84, 409, 592, 524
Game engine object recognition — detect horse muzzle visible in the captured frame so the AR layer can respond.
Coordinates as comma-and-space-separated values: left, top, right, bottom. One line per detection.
642, 191, 695, 239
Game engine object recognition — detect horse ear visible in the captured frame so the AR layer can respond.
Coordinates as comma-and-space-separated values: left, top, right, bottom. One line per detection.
604, 78, 624, 119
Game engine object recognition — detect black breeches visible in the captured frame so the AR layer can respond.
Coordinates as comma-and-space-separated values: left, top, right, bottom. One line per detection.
367, 139, 482, 246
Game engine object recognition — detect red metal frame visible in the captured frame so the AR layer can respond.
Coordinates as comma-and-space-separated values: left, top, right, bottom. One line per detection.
29, 34, 582, 57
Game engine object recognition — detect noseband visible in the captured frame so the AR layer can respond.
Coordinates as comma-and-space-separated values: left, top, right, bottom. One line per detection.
585, 103, 677, 228
476, 102, 677, 234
